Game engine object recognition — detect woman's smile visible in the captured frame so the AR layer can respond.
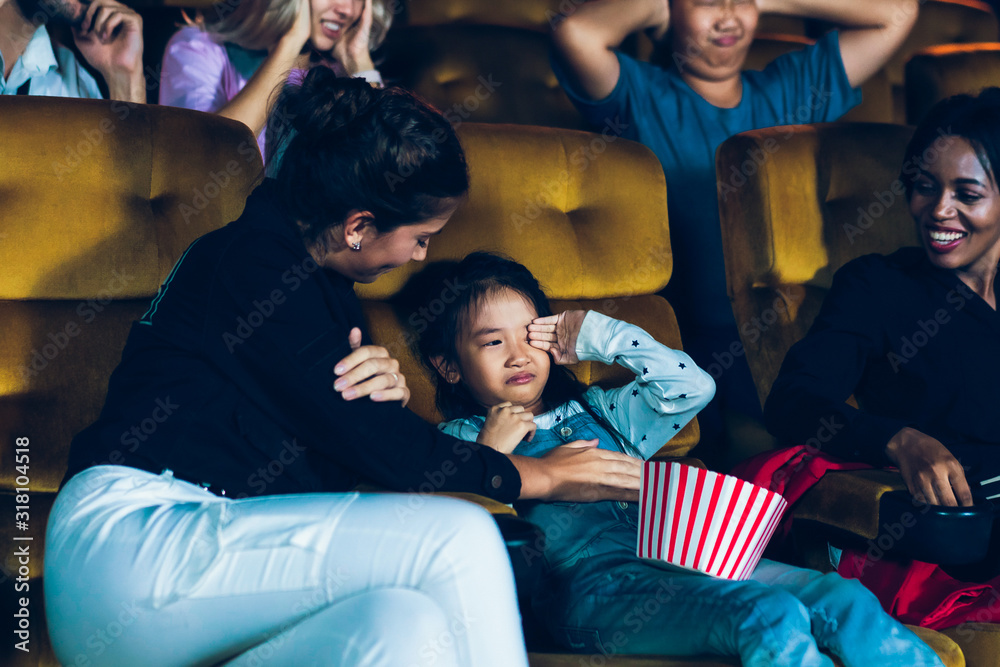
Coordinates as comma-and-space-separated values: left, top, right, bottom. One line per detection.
925, 227, 969, 253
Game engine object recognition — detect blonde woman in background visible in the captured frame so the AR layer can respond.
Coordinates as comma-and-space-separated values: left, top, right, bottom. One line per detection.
159, 0, 392, 157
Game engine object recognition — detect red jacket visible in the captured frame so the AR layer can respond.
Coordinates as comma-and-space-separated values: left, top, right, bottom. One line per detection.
733, 446, 1000, 630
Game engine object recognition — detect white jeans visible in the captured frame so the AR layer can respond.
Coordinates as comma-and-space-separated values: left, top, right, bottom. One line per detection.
44, 465, 530, 667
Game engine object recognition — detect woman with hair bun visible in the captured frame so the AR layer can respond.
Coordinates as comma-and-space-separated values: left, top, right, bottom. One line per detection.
160, 0, 393, 157
44, 72, 641, 666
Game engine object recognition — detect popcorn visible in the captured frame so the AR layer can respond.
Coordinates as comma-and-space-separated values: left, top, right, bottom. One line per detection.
638, 462, 788, 580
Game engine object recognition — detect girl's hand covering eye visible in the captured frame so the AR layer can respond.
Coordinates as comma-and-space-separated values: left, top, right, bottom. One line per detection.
477, 402, 537, 454
528, 310, 588, 365
333, 327, 410, 407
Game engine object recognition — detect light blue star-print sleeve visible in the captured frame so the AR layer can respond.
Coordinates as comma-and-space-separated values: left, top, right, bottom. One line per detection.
576, 311, 715, 460
438, 417, 483, 443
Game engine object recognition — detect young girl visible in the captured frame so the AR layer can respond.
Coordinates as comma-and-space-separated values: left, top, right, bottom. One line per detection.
413, 251, 945, 667
160, 0, 392, 158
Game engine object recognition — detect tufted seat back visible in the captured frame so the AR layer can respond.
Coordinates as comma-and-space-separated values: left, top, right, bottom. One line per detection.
0, 97, 261, 667
905, 42, 1000, 124
716, 122, 918, 407
357, 123, 701, 457
885, 0, 998, 120
380, 24, 589, 130
402, 0, 564, 31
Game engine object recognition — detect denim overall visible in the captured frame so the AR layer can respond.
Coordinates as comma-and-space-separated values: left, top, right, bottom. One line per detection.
490, 407, 945, 667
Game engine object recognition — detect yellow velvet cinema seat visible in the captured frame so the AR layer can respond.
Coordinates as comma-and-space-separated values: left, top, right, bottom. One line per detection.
0, 99, 961, 665
882, 0, 998, 121
402, 0, 808, 34
0, 96, 263, 667
905, 42, 1000, 125
379, 23, 590, 130
356, 123, 963, 667
716, 121, 994, 666
402, 0, 565, 31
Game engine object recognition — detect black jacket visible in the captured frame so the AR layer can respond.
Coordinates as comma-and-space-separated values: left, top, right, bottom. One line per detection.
64, 180, 521, 501
765, 248, 1000, 468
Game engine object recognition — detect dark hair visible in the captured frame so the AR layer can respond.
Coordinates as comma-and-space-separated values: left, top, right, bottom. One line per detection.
265, 69, 469, 247
399, 251, 629, 450
902, 87, 1000, 199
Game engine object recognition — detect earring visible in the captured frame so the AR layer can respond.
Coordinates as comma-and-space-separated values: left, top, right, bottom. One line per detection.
351, 241, 361, 251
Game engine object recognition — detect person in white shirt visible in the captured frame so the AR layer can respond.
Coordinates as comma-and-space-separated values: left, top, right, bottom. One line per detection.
0, 0, 144, 101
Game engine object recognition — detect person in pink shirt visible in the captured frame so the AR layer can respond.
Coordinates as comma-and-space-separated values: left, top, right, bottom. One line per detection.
159, 0, 391, 157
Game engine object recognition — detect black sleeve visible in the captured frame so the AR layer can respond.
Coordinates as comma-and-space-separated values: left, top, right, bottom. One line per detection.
764, 257, 911, 466
204, 231, 521, 501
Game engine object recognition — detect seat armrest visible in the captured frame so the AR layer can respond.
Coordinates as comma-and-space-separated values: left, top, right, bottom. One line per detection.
793, 469, 995, 564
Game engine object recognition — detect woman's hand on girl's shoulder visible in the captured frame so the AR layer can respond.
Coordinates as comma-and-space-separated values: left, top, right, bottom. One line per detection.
478, 402, 537, 454
528, 310, 588, 365
333, 327, 411, 407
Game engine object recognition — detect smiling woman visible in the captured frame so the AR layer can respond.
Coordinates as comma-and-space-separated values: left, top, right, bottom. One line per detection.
906, 94, 1000, 304
766, 87, 1000, 531
159, 0, 394, 158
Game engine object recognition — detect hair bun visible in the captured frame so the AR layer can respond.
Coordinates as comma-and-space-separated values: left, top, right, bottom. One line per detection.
270, 68, 380, 144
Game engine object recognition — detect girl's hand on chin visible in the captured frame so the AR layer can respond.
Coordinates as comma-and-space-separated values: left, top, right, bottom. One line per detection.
478, 402, 537, 454
333, 327, 411, 407
528, 310, 587, 365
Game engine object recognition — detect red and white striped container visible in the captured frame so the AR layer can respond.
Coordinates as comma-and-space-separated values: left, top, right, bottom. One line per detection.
638, 461, 788, 580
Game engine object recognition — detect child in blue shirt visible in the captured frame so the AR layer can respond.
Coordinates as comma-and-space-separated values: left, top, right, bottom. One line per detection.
550, 0, 920, 462
410, 251, 943, 666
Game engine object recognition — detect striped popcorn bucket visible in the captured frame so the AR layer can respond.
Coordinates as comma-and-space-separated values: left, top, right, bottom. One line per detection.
638, 462, 788, 580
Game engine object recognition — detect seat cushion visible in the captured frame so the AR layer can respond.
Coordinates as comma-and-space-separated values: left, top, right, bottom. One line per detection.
905, 43, 1000, 125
